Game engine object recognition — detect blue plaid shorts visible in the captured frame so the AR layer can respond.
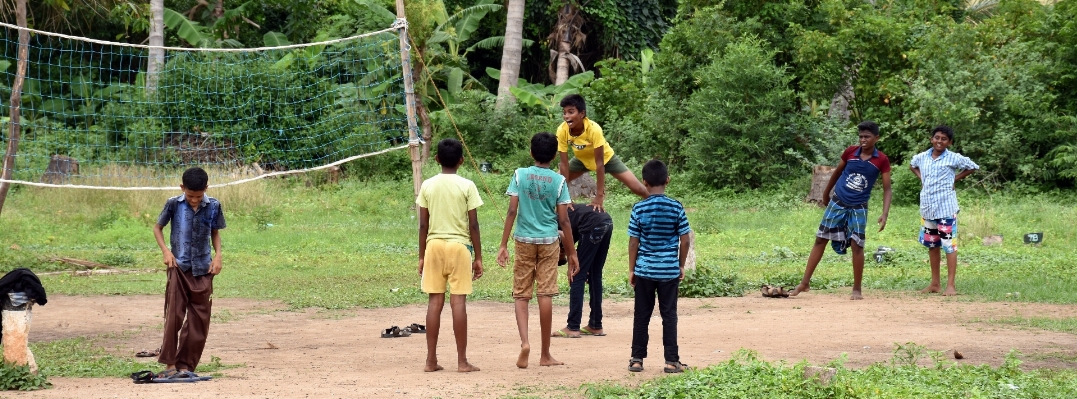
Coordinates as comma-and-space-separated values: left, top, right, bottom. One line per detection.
816, 200, 867, 255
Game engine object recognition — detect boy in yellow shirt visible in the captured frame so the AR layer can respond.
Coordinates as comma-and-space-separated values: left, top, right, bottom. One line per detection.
416, 138, 484, 373
557, 94, 649, 212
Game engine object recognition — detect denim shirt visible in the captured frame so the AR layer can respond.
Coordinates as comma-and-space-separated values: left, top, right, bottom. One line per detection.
156, 195, 226, 276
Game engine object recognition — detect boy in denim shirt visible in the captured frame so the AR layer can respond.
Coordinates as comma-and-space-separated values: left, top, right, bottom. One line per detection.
152, 167, 225, 381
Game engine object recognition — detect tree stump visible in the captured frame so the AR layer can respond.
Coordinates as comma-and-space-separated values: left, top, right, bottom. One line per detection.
2, 301, 38, 374
327, 166, 341, 184
41, 155, 79, 184
806, 165, 835, 206
568, 173, 597, 200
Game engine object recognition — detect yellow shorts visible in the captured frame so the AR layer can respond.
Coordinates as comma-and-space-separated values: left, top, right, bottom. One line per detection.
512, 241, 560, 299
421, 239, 474, 295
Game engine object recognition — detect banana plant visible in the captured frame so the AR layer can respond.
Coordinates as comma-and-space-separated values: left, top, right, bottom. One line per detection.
488, 67, 594, 116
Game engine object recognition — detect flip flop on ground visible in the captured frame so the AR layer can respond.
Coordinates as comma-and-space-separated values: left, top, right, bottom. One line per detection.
135, 347, 161, 358
406, 323, 426, 333
381, 326, 412, 338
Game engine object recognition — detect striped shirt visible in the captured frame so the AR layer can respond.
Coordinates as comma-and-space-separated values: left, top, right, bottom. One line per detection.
628, 194, 691, 280
910, 148, 979, 220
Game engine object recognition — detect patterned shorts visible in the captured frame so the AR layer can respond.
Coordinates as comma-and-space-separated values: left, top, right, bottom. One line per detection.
816, 200, 867, 255
919, 217, 957, 254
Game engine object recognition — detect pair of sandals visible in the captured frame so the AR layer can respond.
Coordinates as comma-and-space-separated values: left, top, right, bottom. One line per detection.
380, 323, 426, 338
130, 369, 213, 384
134, 347, 161, 358
761, 284, 791, 298
628, 358, 688, 373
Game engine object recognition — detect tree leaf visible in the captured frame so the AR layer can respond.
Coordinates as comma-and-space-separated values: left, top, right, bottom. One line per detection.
467, 37, 534, 52
354, 0, 396, 24
0, 60, 9, 72
509, 86, 550, 108
447, 67, 464, 94
263, 31, 292, 47
163, 8, 206, 47
486, 67, 501, 80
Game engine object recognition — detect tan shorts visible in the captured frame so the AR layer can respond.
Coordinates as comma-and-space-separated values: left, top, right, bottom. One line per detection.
512, 241, 560, 299
421, 239, 473, 295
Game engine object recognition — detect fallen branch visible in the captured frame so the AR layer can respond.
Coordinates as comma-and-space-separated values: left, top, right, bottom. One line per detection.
46, 257, 112, 270
37, 268, 158, 277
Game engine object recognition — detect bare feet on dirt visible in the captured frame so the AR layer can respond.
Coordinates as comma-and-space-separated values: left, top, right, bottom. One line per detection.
457, 362, 480, 372
789, 284, 810, 296
424, 362, 444, 372
921, 285, 942, 294
942, 287, 958, 296
850, 290, 863, 300
516, 344, 530, 368
539, 355, 564, 367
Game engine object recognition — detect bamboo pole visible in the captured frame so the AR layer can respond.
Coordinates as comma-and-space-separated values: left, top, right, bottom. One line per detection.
395, 0, 423, 203
0, 0, 29, 217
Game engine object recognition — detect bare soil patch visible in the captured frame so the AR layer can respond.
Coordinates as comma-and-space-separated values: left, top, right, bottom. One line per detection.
9, 291, 1077, 399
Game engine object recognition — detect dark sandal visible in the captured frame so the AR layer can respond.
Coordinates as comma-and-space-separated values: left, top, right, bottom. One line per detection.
664, 361, 688, 373
407, 323, 427, 333
131, 370, 155, 384
628, 358, 643, 372
135, 347, 161, 358
381, 326, 411, 338
154, 369, 179, 379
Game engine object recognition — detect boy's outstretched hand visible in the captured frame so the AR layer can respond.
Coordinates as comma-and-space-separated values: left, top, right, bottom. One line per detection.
472, 258, 484, 281
497, 246, 510, 267
589, 197, 605, 213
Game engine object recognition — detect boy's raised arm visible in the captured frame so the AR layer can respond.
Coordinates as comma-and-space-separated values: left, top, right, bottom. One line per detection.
418, 207, 430, 276
496, 196, 519, 267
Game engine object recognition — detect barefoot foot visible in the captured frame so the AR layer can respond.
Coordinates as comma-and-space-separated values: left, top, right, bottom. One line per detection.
424, 363, 444, 372
457, 362, 480, 372
942, 287, 958, 296
539, 355, 564, 367
920, 285, 941, 294
850, 290, 863, 300
789, 284, 810, 297
516, 345, 530, 369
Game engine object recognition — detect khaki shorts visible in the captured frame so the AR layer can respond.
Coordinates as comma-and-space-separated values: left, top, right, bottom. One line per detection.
512, 241, 560, 299
568, 154, 629, 174
421, 239, 473, 295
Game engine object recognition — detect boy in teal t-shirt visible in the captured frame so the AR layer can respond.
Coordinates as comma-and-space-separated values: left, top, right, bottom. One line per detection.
498, 132, 580, 369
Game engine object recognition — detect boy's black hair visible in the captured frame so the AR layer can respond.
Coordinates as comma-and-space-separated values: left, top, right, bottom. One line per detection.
642, 159, 668, 187
182, 167, 209, 191
931, 125, 954, 141
436, 138, 464, 167
530, 132, 558, 163
857, 120, 880, 136
559, 94, 586, 114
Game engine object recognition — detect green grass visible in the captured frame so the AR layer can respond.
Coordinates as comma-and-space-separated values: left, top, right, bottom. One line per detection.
584, 347, 1077, 399
31, 337, 242, 378
984, 316, 1077, 335
1, 167, 1075, 309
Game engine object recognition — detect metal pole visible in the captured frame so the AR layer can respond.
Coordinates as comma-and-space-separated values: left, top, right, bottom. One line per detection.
395, 0, 423, 201
0, 0, 29, 217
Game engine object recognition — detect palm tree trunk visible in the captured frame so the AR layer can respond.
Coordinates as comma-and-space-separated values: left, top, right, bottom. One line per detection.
146, 0, 165, 94
553, 4, 573, 85
497, 0, 525, 107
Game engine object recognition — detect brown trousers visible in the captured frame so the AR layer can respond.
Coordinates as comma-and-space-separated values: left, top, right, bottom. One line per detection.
158, 267, 214, 371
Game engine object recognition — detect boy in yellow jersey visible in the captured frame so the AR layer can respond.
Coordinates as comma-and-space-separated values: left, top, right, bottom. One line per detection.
557, 94, 648, 212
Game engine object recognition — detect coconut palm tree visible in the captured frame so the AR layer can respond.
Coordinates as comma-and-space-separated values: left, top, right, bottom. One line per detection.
496, 0, 525, 107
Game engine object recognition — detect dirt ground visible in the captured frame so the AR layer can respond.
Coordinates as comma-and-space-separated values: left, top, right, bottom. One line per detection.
8, 291, 1077, 399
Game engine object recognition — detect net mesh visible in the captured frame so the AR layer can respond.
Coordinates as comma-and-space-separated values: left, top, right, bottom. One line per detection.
0, 23, 408, 189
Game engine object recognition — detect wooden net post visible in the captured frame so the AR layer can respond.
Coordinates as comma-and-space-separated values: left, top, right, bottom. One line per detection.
395, 0, 423, 207
0, 0, 29, 217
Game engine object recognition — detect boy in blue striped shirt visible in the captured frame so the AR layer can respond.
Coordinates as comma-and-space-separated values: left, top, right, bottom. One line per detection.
910, 125, 979, 296
627, 160, 691, 374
